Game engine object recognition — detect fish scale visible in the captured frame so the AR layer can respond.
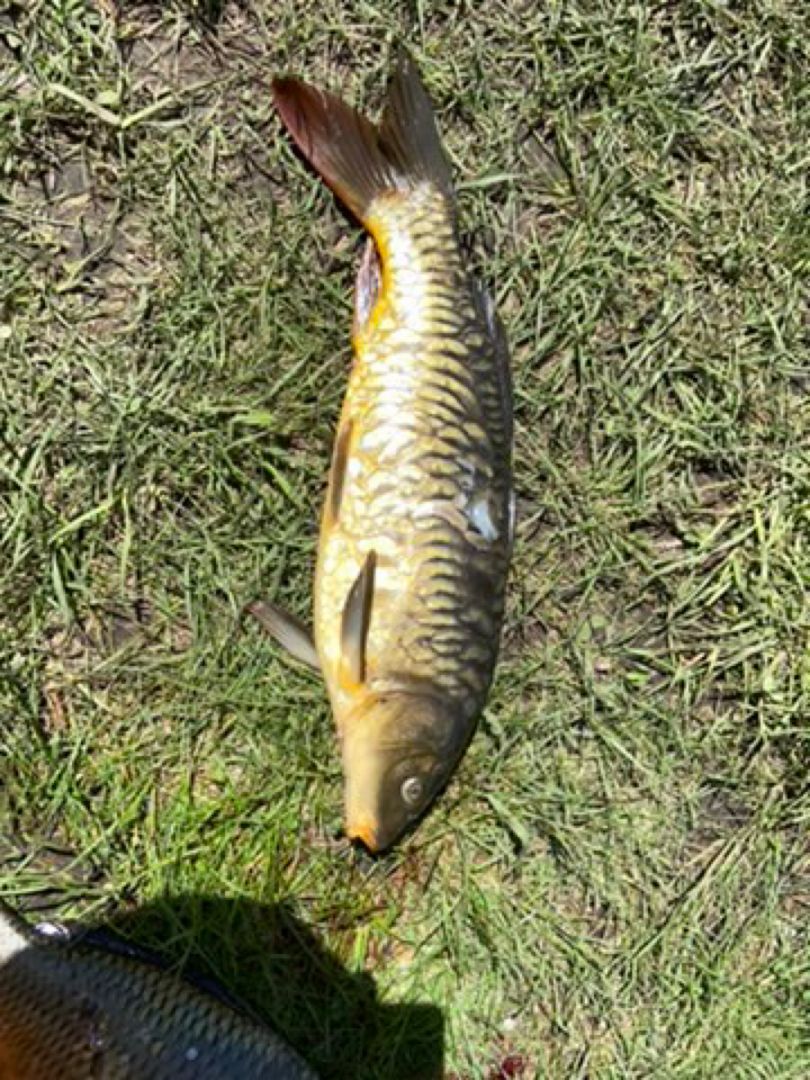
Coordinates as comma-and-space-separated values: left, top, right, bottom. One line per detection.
317, 193, 509, 719
0, 903, 317, 1079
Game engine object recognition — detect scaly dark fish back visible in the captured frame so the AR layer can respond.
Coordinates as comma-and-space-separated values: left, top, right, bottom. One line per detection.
0, 905, 317, 1079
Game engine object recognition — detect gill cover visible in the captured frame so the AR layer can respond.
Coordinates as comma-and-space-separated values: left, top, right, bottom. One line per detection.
342, 691, 468, 853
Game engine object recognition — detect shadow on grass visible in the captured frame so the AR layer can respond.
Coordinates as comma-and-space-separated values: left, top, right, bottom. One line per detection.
92, 893, 443, 1080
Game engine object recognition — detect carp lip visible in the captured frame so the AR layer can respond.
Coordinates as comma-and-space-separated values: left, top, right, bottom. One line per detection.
346, 819, 381, 854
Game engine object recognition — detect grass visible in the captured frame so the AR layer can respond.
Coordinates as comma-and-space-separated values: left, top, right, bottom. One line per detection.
1, 1, 808, 1076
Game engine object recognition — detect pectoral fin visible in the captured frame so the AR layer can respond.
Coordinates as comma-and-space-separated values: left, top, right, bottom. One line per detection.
247, 600, 320, 671
340, 551, 376, 685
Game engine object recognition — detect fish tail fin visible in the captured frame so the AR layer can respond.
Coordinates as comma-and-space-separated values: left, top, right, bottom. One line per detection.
272, 51, 453, 226
379, 51, 454, 197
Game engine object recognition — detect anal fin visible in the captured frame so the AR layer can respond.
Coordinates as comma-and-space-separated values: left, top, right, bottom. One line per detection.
353, 238, 382, 340
328, 418, 353, 525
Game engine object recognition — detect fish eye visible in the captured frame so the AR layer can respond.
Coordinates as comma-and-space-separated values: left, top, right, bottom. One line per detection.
400, 776, 423, 806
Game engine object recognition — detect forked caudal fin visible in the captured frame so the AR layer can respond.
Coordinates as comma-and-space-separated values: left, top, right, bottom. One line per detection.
272, 51, 454, 225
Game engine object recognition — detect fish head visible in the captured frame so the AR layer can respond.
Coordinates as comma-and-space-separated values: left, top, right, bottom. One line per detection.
341, 691, 467, 853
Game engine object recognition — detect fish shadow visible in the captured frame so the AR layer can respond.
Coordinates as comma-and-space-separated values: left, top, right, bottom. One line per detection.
96, 893, 443, 1080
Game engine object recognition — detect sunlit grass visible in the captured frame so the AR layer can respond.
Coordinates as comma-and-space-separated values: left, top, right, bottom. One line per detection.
1, 2, 808, 1077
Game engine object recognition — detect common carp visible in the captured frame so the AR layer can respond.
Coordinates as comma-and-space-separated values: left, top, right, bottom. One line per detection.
260, 54, 513, 854
0, 900, 317, 1079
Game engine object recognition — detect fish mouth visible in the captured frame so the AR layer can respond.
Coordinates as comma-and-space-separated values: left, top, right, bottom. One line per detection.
345, 817, 382, 854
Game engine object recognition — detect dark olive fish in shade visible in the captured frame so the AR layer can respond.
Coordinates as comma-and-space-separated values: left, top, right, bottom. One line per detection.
0, 901, 317, 1079
262, 54, 513, 853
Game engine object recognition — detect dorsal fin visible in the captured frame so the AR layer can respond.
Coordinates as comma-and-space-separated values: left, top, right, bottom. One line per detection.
472, 280, 513, 461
